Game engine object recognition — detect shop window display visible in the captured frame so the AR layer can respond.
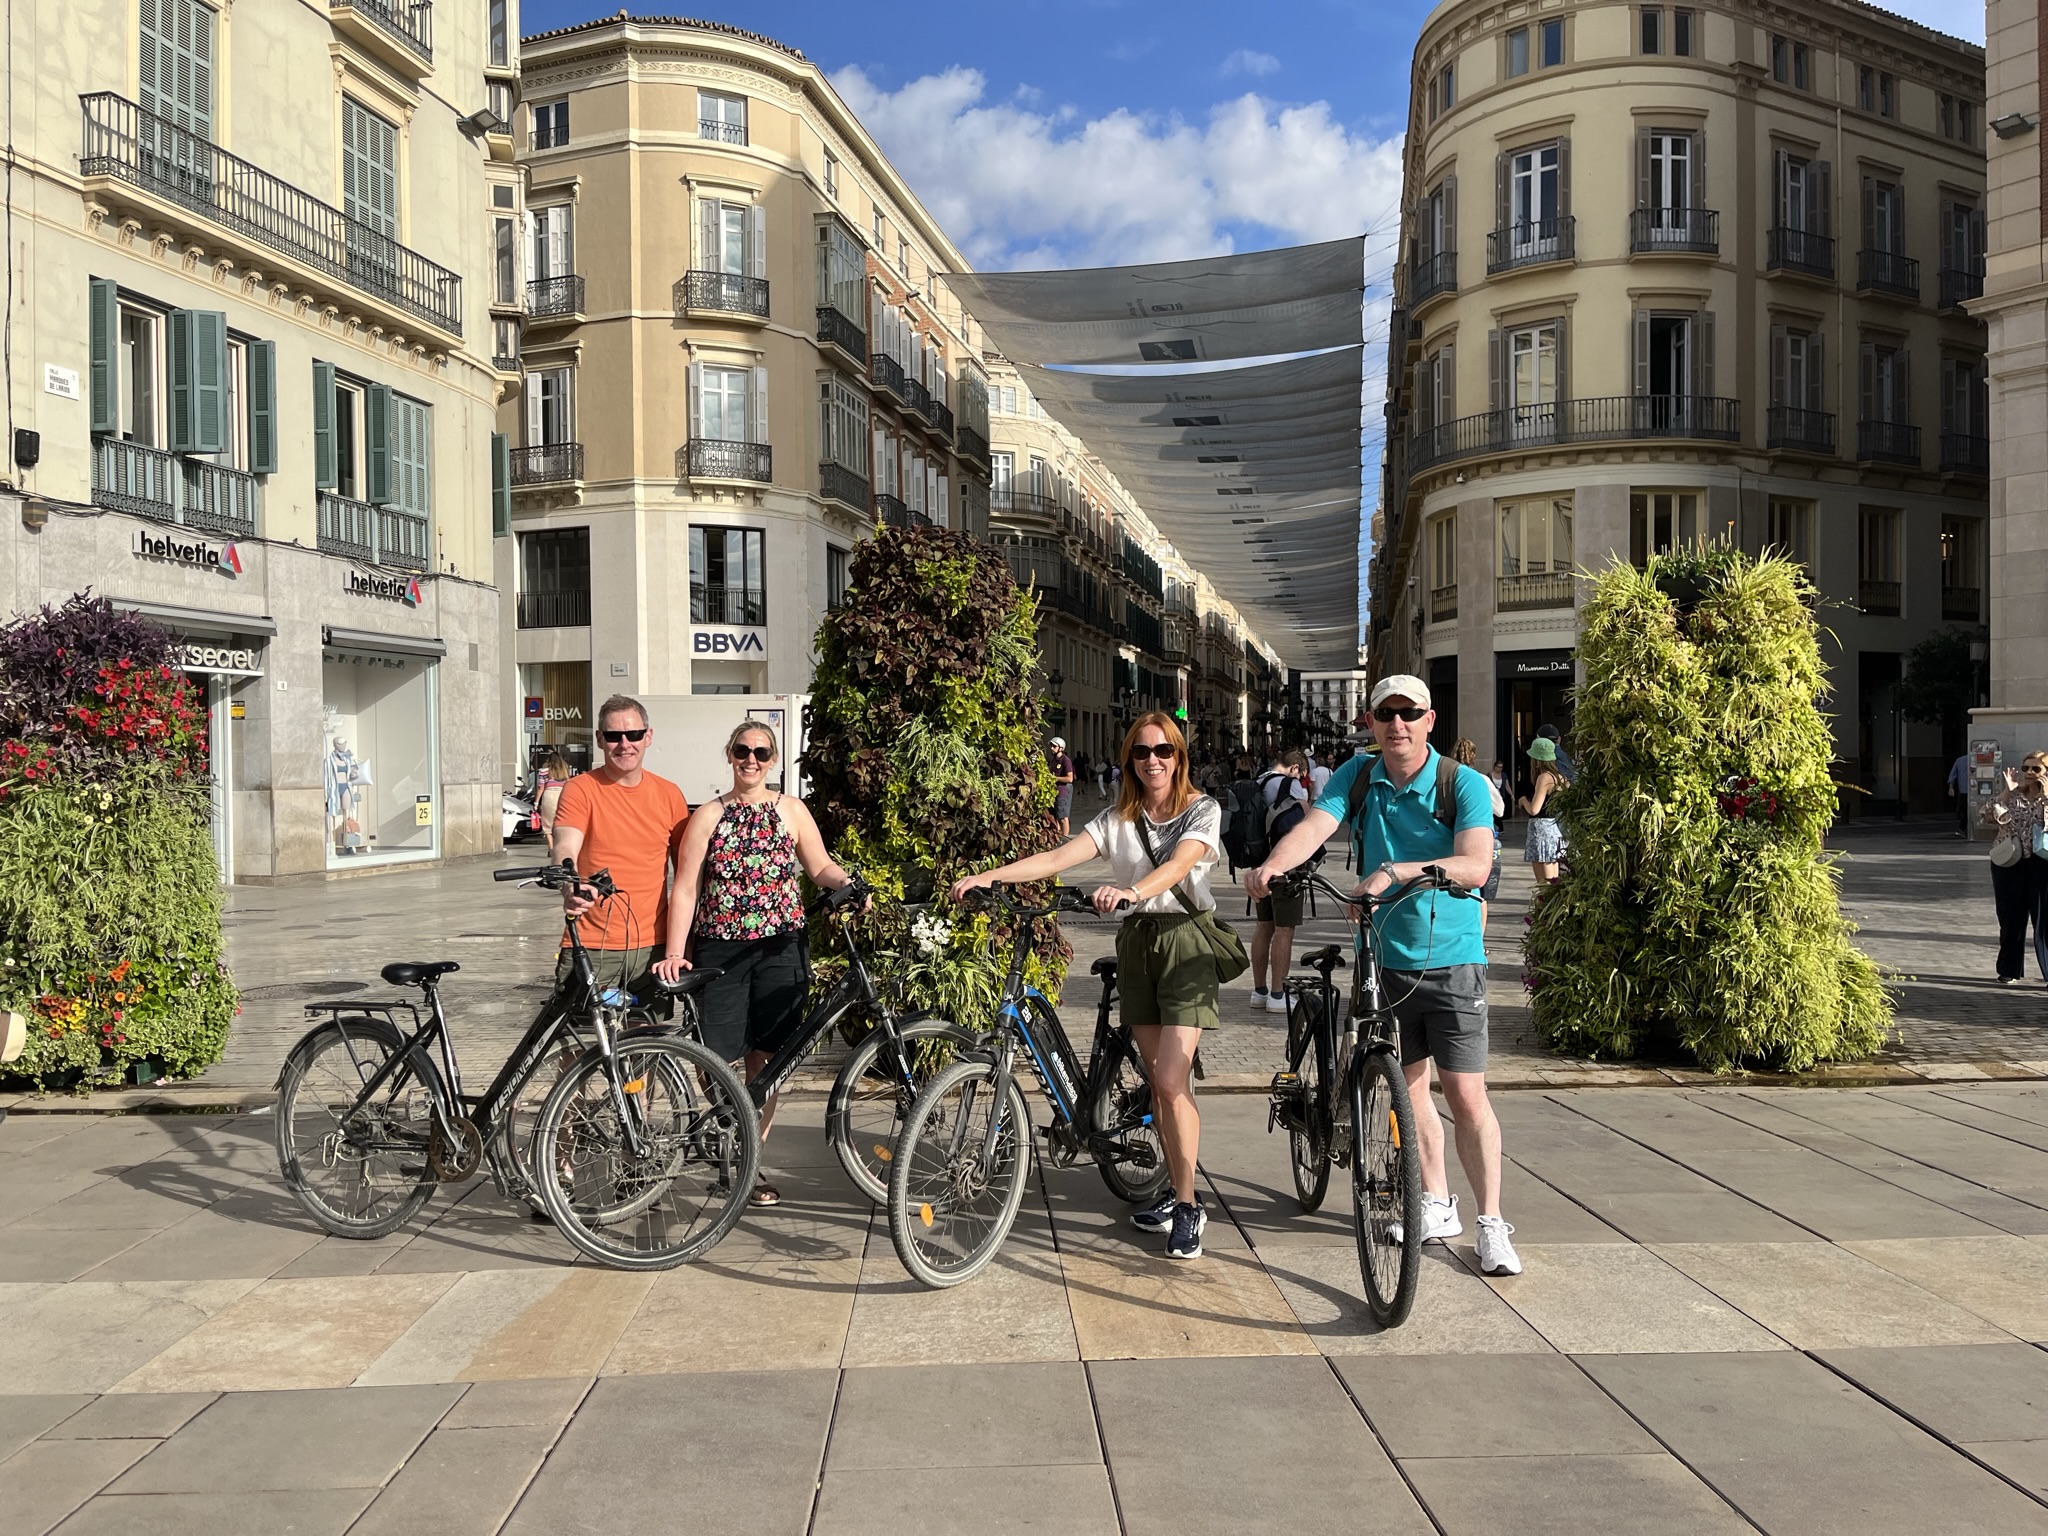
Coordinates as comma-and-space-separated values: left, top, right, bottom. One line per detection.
322, 648, 438, 865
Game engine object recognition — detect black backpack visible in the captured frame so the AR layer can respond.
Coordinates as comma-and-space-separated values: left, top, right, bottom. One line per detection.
1223, 778, 1269, 869
1264, 772, 1306, 845
1342, 753, 1462, 862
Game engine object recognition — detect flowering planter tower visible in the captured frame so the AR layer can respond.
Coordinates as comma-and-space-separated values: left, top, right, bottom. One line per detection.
1524, 550, 1890, 1071
803, 523, 1064, 1026
0, 595, 237, 1088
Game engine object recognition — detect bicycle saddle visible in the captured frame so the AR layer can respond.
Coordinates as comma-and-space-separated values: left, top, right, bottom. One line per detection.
380, 961, 461, 986
1298, 946, 1348, 972
1091, 957, 1119, 979
645, 967, 724, 997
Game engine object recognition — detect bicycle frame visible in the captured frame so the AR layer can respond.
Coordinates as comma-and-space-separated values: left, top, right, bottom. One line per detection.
739, 904, 912, 1109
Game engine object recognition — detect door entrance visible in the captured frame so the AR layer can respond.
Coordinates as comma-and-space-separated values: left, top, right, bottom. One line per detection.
1495, 651, 1575, 802
1858, 651, 1904, 812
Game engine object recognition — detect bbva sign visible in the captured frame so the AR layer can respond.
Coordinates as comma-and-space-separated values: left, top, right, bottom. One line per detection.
693, 627, 767, 657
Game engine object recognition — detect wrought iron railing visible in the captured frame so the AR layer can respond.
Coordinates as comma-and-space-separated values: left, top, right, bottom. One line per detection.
1857, 248, 1920, 299
525, 274, 584, 319
1430, 583, 1458, 623
677, 270, 769, 318
509, 442, 583, 485
80, 93, 461, 335
1409, 395, 1741, 469
531, 120, 569, 150
699, 118, 746, 145
816, 304, 865, 360
376, 505, 430, 571
684, 439, 772, 482
1410, 250, 1457, 305
1939, 265, 1984, 310
1942, 586, 1981, 621
91, 439, 261, 539
956, 425, 990, 466
820, 462, 869, 508
870, 353, 907, 401
691, 583, 765, 626
876, 493, 931, 530
992, 489, 1060, 520
518, 589, 591, 628
331, 0, 432, 63
1857, 419, 1921, 465
1859, 579, 1901, 615
929, 399, 954, 439
313, 493, 427, 569
902, 376, 933, 419
1939, 432, 1989, 476
1767, 226, 1835, 279
1486, 216, 1575, 273
1628, 206, 1719, 253
1767, 406, 1835, 453
1496, 572, 1574, 611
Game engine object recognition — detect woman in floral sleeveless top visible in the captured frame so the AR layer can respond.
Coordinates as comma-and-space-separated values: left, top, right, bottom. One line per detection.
655, 720, 860, 1203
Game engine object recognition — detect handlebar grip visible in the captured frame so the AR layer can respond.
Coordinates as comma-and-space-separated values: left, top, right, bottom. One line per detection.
493, 867, 543, 882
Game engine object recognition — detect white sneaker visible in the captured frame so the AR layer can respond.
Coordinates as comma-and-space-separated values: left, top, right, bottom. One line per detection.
1249, 988, 1271, 1010
1263, 992, 1291, 1013
1390, 1192, 1461, 1245
1476, 1215, 1523, 1275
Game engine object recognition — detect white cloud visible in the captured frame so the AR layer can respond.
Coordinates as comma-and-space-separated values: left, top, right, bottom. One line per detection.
829, 65, 1406, 273
1221, 48, 1281, 78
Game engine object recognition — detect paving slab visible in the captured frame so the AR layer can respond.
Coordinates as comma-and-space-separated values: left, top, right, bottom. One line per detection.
825, 1361, 1101, 1471
1089, 1356, 1431, 1535
1058, 1232, 1315, 1360
1399, 1452, 1752, 1535
0, 1438, 155, 1536
458, 1269, 653, 1380
1787, 1092, 2048, 1207
1335, 1353, 1659, 1458
40, 1394, 215, 1441
1259, 1243, 1554, 1356
352, 1269, 571, 1385
501, 1370, 837, 1536
46, 1487, 377, 1535
601, 1253, 859, 1374
1970, 1440, 2048, 1499
438, 1376, 590, 1430
76, 1191, 327, 1284
1814, 1344, 2048, 1446
1432, 1146, 1635, 1246
1902, 1089, 2048, 1153
1465, 1244, 1788, 1354
105, 1384, 459, 1494
1841, 1236, 2048, 1340
810, 1464, 1120, 1536
369, 1184, 576, 1274
0, 1282, 260, 1395
0, 1397, 91, 1461
1581, 1349, 2048, 1533
842, 1217, 1079, 1368
0, 1230, 157, 1285
346, 1424, 563, 1536
3, 1174, 223, 1234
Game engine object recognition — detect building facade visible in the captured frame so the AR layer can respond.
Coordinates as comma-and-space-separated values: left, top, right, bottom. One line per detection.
1370, 0, 1989, 809
501, 16, 991, 773
2, 0, 518, 880
1299, 669, 1373, 739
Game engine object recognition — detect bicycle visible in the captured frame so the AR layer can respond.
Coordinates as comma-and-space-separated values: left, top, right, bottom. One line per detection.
274, 862, 759, 1270
1263, 864, 1474, 1328
887, 884, 1168, 1289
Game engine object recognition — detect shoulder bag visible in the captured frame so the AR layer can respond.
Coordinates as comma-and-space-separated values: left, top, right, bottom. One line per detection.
1137, 811, 1250, 983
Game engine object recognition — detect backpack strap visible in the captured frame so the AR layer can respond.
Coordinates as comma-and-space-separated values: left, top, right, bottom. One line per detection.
1433, 753, 1460, 831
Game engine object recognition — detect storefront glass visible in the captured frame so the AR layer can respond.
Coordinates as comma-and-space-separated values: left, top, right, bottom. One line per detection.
323, 647, 440, 867
517, 661, 592, 779
167, 636, 267, 884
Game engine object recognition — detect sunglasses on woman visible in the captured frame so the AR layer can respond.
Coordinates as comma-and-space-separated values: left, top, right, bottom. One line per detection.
1373, 706, 1428, 723
731, 745, 775, 763
600, 729, 648, 744
1128, 743, 1178, 762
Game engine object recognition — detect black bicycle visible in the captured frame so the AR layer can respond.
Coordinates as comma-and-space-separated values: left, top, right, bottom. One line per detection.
1263, 864, 1473, 1327
273, 862, 759, 1269
887, 884, 1167, 1289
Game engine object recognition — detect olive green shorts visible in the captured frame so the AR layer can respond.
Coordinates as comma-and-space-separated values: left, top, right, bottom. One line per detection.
1114, 914, 1220, 1031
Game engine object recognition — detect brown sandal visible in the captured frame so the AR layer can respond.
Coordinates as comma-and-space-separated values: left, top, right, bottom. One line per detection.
748, 1182, 781, 1207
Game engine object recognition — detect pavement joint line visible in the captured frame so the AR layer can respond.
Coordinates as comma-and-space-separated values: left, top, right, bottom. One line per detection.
1321, 1352, 1451, 1536
801, 1366, 848, 1536
1905, 1087, 2048, 1158
1080, 1361, 1133, 1536
476, 1374, 597, 1536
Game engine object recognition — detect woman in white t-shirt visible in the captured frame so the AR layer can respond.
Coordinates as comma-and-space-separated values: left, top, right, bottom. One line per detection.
951, 711, 1223, 1262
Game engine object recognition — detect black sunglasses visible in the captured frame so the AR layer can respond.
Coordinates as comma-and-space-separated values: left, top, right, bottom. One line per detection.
1129, 743, 1178, 762
600, 729, 649, 744
731, 744, 775, 763
1373, 706, 1428, 723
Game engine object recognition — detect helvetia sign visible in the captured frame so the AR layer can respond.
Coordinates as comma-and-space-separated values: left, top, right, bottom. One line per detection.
132, 528, 242, 575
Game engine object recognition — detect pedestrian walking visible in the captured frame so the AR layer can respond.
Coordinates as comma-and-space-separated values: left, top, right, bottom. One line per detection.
1249, 674, 1521, 1276
1049, 737, 1075, 837
1948, 752, 1972, 838
532, 750, 574, 860
1096, 756, 1111, 796
1488, 760, 1509, 837
1536, 723, 1575, 780
1519, 737, 1568, 884
1981, 752, 2048, 986
952, 711, 1228, 1262
1248, 751, 1310, 1013
656, 720, 863, 1198
1454, 738, 1504, 934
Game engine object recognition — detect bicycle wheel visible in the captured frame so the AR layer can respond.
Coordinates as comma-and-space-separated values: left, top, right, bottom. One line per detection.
888, 1057, 1032, 1289
1351, 1044, 1423, 1328
533, 1035, 758, 1270
1287, 990, 1333, 1213
1091, 1035, 1170, 1205
274, 1017, 440, 1239
490, 1024, 590, 1216
827, 1015, 975, 1205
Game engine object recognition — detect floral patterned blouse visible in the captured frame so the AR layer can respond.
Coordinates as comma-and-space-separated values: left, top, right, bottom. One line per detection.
695, 795, 805, 941
1983, 786, 2048, 854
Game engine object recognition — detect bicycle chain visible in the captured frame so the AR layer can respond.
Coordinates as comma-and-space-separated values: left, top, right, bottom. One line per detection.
428, 1116, 484, 1181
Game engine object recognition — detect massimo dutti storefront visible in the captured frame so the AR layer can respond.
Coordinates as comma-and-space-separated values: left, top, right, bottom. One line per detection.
4, 497, 499, 882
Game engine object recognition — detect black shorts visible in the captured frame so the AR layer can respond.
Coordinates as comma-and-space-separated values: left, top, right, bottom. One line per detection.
692, 930, 810, 1063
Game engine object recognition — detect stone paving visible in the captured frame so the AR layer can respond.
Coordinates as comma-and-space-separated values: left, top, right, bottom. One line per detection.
4, 1084, 2048, 1532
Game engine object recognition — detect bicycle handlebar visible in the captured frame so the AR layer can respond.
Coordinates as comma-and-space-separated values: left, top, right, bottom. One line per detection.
1272, 863, 1475, 909
959, 882, 1130, 919
493, 860, 620, 900
805, 878, 872, 919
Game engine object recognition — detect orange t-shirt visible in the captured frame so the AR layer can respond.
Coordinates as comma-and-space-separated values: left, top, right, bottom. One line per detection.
551, 769, 691, 949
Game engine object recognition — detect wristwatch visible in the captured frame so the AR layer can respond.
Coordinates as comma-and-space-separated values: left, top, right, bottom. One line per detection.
1377, 861, 1399, 885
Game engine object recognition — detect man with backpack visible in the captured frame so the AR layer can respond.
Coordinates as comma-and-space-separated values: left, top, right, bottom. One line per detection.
1245, 675, 1522, 1278
1247, 752, 1310, 1011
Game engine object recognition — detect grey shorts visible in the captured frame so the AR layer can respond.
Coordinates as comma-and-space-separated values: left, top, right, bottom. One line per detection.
1055, 786, 1075, 819
1384, 963, 1489, 1074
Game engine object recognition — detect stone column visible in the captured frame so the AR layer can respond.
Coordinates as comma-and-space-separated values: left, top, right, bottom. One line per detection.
1456, 495, 1497, 764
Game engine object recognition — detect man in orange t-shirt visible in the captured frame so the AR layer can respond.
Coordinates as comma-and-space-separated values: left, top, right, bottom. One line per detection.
551, 695, 691, 997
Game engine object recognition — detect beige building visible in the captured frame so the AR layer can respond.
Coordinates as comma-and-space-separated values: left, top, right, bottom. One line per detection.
1973, 0, 2048, 778
1, 0, 520, 879
1370, 0, 1988, 809
1300, 670, 1373, 738
500, 16, 991, 772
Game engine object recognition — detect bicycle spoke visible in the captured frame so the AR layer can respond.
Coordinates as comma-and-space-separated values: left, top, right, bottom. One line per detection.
275, 1022, 438, 1237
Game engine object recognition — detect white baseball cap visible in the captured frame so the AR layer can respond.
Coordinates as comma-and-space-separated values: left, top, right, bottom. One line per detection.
1369, 674, 1433, 710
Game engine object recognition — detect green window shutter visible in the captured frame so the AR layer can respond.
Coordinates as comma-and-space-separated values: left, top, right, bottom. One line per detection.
246, 339, 276, 474
167, 309, 193, 449
89, 278, 119, 435
491, 432, 511, 536
365, 382, 392, 504
313, 360, 337, 490
166, 308, 226, 454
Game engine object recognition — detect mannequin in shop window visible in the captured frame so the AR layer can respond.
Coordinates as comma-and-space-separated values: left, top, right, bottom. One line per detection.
325, 738, 374, 854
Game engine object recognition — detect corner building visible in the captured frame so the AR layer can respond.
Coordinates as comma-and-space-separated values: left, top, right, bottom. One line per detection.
1, 0, 521, 879
502, 16, 991, 769
1371, 0, 1989, 809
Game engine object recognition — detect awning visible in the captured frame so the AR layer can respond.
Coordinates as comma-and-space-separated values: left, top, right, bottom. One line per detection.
321, 626, 447, 658
112, 598, 277, 637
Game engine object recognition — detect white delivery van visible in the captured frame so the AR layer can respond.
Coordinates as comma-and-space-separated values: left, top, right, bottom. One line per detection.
636, 694, 811, 806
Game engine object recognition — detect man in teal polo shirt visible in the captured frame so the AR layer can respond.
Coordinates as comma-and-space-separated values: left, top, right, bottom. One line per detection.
1247, 673, 1522, 1277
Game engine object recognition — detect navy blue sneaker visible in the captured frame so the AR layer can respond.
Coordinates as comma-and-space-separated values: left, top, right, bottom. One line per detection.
1166, 1201, 1206, 1260
1131, 1191, 1178, 1232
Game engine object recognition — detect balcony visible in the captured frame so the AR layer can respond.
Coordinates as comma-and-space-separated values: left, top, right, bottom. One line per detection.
676, 270, 769, 320
820, 462, 869, 509
1485, 216, 1575, 274
92, 439, 261, 539
992, 489, 1060, 525
869, 353, 908, 403
1767, 406, 1836, 454
1939, 265, 1984, 311
956, 424, 991, 469
1859, 579, 1902, 616
1768, 227, 1835, 281
1410, 395, 1741, 470
1410, 250, 1457, 307
80, 93, 461, 337
929, 398, 955, 441
531, 121, 568, 150
1497, 572, 1574, 612
1630, 206, 1718, 254
509, 442, 583, 486
517, 589, 592, 629
693, 584, 765, 626
317, 493, 428, 570
1940, 432, 1989, 477
1943, 585, 1982, 621
328, 0, 432, 74
699, 118, 746, 146
1857, 248, 1920, 301
525, 274, 584, 323
816, 304, 865, 363
875, 493, 931, 531
1430, 583, 1458, 623
684, 438, 772, 483
902, 376, 933, 420
1857, 419, 1921, 466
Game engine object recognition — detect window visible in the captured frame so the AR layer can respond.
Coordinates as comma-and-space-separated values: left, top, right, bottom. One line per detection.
698, 197, 763, 278
520, 528, 589, 601
1630, 491, 1728, 564
1939, 94, 1955, 138
1497, 498, 1573, 592
699, 91, 747, 145
1502, 322, 1560, 439
872, 430, 898, 497
526, 366, 573, 447
1767, 498, 1816, 572
1858, 66, 1878, 113
1860, 340, 1910, 424
1795, 43, 1811, 89
493, 218, 517, 305
896, 234, 909, 276
690, 526, 765, 626
1941, 518, 1981, 610
1941, 356, 1987, 439
1865, 178, 1903, 257
532, 99, 569, 150
824, 151, 839, 197
387, 395, 431, 517
1776, 150, 1829, 237
819, 377, 868, 474
992, 384, 1020, 415
118, 305, 162, 446
1771, 325, 1826, 412
341, 98, 398, 240
1943, 200, 1986, 275
872, 208, 885, 244
695, 363, 754, 443
1416, 343, 1455, 438
1638, 131, 1697, 239
1429, 511, 1456, 595
492, 317, 519, 368
1504, 142, 1562, 255
531, 204, 573, 280
1640, 7, 1662, 54
1958, 100, 1975, 144
990, 451, 1013, 499
817, 218, 864, 324
1859, 507, 1901, 612
487, 0, 508, 68
1772, 34, 1788, 81
1634, 310, 1716, 414
1879, 73, 1895, 118
1506, 26, 1530, 77
140, 0, 215, 153
1440, 64, 1454, 111
488, 80, 515, 128
1540, 19, 1564, 66
1673, 8, 1694, 55
827, 545, 851, 610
